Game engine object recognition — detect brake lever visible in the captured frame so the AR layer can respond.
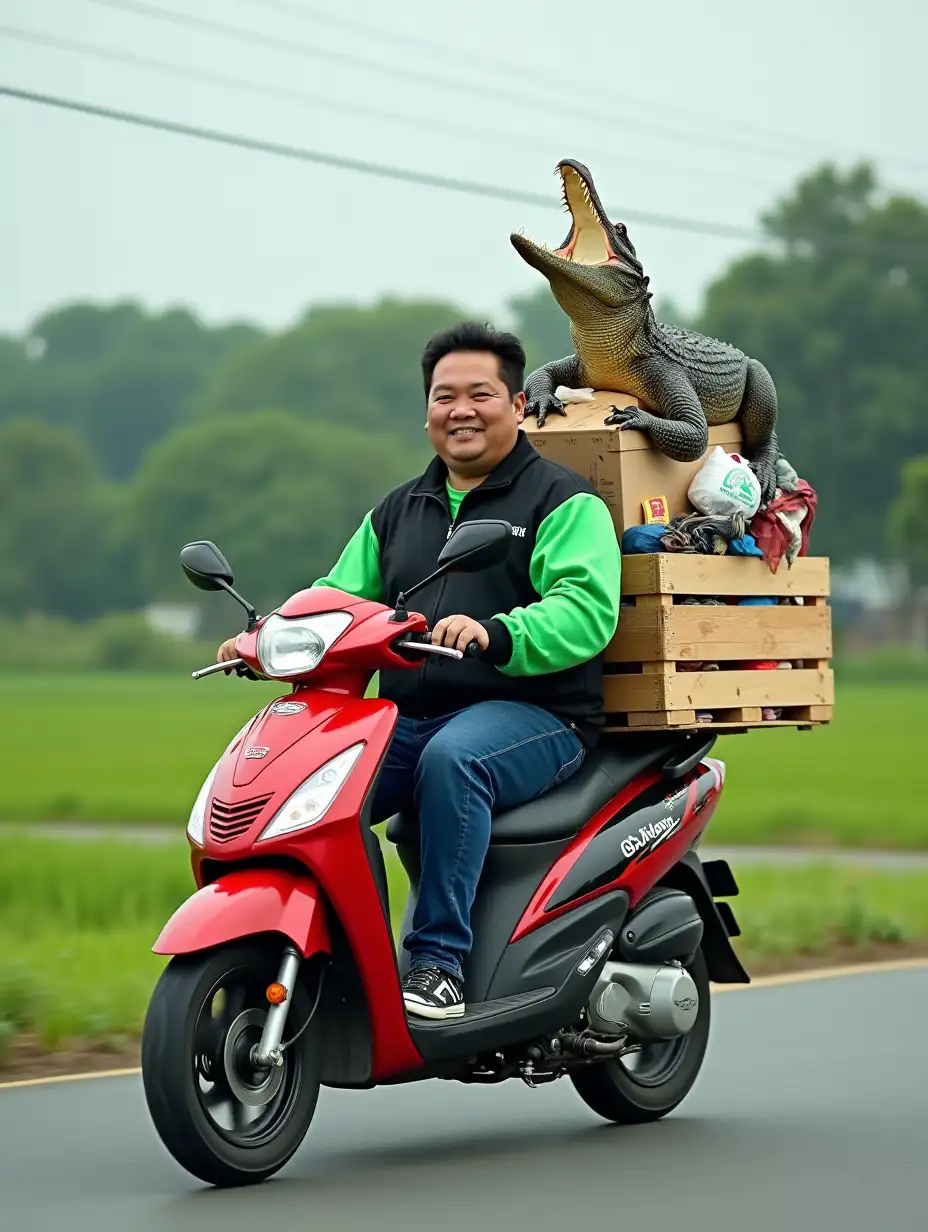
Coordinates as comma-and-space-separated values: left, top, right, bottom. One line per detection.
190, 658, 261, 680
406, 642, 464, 660
395, 633, 483, 661
192, 659, 244, 680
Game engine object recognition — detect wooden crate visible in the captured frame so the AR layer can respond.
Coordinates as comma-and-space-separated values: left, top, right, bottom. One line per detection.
603, 556, 833, 732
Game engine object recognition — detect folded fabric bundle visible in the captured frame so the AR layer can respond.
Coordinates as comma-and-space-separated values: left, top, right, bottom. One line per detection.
750, 479, 818, 572
660, 512, 748, 555
622, 523, 668, 554
775, 455, 799, 494
728, 534, 764, 557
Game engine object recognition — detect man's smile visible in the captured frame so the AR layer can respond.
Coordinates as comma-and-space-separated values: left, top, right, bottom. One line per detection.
448, 426, 484, 438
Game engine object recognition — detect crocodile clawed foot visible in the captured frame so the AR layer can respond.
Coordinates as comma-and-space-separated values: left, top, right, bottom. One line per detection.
752, 461, 778, 506
604, 404, 649, 431
525, 395, 567, 429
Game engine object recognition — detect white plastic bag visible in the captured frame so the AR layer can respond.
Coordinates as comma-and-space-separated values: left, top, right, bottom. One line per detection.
687, 446, 761, 518
554, 385, 595, 403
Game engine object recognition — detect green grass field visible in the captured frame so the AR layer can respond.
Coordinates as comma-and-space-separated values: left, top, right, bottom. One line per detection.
1, 833, 926, 1058
1, 674, 926, 848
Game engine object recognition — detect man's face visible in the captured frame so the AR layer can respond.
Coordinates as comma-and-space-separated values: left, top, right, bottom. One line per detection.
426, 350, 525, 477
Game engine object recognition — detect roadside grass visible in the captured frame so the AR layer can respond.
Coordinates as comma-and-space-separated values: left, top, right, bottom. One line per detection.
0, 674, 282, 824
1, 833, 926, 1062
1, 675, 925, 849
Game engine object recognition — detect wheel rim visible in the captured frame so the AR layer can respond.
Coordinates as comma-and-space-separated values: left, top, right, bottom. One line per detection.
617, 1036, 689, 1087
192, 964, 304, 1148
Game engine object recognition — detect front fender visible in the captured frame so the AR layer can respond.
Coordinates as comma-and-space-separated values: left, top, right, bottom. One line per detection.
153, 868, 331, 958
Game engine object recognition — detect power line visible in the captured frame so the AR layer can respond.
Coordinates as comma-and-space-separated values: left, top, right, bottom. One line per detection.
87, 0, 579, 117
0, 24, 782, 194
87, 0, 907, 175
242, 0, 927, 175
0, 82, 754, 238
3, 84, 928, 265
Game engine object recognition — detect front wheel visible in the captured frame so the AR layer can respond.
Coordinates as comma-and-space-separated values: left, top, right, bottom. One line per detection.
570, 948, 711, 1124
141, 940, 323, 1187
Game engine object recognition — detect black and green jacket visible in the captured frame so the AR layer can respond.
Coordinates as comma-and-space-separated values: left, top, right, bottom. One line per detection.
313, 430, 621, 744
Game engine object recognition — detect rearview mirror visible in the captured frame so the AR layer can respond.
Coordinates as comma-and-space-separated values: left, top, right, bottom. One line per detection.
180, 541, 234, 592
390, 518, 514, 620
437, 519, 512, 573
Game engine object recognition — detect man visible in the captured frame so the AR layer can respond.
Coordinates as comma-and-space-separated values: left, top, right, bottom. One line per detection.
218, 322, 621, 1019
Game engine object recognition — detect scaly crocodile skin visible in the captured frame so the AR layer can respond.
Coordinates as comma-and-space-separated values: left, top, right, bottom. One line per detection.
513, 160, 780, 502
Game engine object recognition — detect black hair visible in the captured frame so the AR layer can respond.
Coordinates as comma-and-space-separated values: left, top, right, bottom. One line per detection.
421, 321, 526, 400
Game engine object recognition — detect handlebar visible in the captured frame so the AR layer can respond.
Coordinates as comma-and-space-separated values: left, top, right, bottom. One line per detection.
398, 632, 483, 659
192, 631, 483, 681
191, 658, 260, 680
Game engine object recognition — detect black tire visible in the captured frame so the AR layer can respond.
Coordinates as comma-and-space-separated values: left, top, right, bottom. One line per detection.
141, 940, 322, 1187
570, 948, 711, 1124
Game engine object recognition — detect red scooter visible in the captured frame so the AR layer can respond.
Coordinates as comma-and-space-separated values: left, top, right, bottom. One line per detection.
141, 521, 748, 1188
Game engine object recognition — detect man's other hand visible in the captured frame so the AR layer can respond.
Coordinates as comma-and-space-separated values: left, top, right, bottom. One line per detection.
431, 615, 489, 654
217, 637, 239, 674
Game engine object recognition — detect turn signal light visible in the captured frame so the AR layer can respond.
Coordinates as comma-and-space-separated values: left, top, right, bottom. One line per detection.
266, 982, 288, 1004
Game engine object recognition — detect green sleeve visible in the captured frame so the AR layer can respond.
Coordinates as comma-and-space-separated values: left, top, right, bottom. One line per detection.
495, 493, 620, 676
312, 510, 383, 601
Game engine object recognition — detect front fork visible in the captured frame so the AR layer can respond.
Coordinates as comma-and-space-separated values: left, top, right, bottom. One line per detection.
251, 944, 303, 1069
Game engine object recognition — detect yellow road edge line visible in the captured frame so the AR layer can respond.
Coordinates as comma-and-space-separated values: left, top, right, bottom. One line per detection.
0, 1065, 141, 1091
712, 955, 928, 992
2, 957, 926, 1092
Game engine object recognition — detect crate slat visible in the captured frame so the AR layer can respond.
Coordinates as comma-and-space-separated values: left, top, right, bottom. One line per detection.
603, 709, 833, 733
621, 555, 830, 598
603, 667, 834, 713
605, 603, 832, 663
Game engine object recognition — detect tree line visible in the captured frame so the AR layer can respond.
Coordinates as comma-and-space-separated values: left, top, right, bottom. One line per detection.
2, 161, 927, 636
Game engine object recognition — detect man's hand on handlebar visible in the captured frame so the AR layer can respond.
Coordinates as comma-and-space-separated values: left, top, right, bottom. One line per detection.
431, 615, 489, 655
217, 637, 239, 675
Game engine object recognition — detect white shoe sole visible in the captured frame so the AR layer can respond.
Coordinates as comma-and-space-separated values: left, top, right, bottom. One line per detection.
403, 996, 466, 1020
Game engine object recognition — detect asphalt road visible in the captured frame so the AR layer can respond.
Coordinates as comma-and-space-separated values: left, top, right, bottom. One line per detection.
1, 966, 925, 1232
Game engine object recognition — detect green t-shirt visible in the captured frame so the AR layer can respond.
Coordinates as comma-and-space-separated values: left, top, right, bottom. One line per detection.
312, 476, 620, 676
446, 480, 467, 520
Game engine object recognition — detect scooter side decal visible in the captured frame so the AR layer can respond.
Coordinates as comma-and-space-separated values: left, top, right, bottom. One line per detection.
510, 766, 719, 942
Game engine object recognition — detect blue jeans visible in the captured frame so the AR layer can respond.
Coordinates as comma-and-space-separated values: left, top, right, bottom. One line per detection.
371, 701, 586, 981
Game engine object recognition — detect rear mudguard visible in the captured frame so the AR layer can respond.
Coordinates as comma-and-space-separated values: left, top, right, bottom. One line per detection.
661, 851, 750, 984
152, 868, 331, 958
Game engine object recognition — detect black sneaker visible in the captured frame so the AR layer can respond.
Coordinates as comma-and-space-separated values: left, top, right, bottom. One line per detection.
403, 967, 465, 1019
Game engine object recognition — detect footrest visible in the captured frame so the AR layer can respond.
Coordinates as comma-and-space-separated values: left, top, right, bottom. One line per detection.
408, 986, 558, 1061
409, 986, 556, 1033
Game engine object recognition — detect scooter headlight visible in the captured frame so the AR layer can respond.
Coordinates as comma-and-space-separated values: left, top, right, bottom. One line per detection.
258, 743, 365, 842
256, 612, 352, 677
186, 717, 256, 846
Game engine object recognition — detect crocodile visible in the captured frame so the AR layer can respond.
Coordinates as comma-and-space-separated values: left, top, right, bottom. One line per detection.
510, 159, 780, 502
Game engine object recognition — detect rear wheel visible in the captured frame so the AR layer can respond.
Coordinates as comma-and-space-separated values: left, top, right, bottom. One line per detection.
570, 948, 711, 1124
141, 940, 322, 1187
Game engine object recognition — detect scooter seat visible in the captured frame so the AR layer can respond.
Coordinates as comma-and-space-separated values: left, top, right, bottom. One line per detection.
385, 732, 699, 846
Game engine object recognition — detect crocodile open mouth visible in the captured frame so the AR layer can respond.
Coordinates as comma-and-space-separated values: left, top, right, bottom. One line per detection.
552, 163, 620, 267
510, 159, 635, 279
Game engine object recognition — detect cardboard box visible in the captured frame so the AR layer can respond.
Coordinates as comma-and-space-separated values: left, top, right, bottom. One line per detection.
524, 390, 743, 537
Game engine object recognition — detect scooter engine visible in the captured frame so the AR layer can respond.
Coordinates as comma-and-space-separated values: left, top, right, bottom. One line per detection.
586, 961, 700, 1041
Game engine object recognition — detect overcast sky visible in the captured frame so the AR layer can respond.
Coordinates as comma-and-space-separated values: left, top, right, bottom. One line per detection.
2, 0, 925, 337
